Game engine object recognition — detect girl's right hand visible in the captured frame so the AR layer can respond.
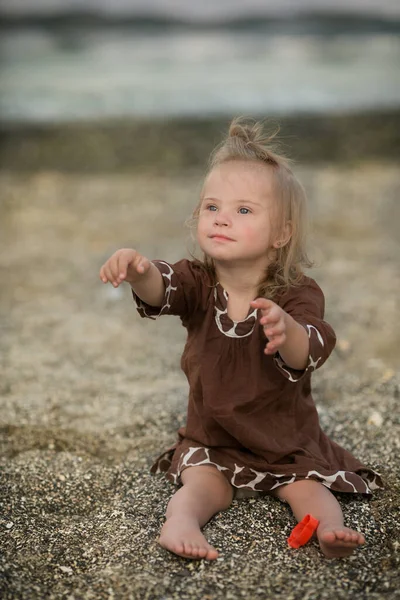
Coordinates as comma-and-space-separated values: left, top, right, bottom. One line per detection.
99, 248, 151, 287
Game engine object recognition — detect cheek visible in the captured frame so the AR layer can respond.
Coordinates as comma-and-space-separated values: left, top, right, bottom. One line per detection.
240, 221, 270, 248
196, 218, 205, 235
196, 217, 208, 241
240, 222, 260, 241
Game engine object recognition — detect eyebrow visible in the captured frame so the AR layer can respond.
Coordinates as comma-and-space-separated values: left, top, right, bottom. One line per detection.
203, 197, 263, 207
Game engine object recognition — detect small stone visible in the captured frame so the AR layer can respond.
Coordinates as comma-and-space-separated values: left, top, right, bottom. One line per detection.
6, 522, 14, 529
367, 411, 383, 427
59, 566, 73, 575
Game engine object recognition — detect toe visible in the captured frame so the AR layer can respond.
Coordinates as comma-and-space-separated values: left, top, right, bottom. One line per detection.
183, 542, 193, 557
320, 530, 336, 544
173, 542, 185, 556
340, 530, 364, 546
206, 547, 219, 560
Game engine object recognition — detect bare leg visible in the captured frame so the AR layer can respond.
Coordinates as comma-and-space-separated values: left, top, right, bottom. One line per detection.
158, 465, 234, 560
274, 479, 365, 558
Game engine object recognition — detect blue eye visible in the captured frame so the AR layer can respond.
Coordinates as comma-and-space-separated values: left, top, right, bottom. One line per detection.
207, 205, 217, 211
239, 207, 251, 214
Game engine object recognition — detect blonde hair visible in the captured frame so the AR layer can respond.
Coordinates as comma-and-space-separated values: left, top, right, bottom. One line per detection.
189, 117, 312, 299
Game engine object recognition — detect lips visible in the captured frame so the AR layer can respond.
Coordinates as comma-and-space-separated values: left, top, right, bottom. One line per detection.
210, 234, 235, 242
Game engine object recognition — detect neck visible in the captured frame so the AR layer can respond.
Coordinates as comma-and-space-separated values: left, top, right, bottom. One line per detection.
214, 258, 270, 296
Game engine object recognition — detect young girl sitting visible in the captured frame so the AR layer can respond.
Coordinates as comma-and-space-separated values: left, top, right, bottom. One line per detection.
100, 118, 382, 561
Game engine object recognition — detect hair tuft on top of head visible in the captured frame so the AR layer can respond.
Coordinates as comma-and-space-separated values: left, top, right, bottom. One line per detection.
229, 116, 279, 146
210, 116, 287, 168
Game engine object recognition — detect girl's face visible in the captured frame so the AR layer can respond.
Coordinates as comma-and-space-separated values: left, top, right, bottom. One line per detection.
197, 160, 280, 267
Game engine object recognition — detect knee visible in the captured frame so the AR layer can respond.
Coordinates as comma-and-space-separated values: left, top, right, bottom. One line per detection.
275, 479, 323, 502
181, 465, 234, 506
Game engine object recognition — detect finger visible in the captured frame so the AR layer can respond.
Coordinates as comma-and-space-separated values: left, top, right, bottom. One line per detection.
264, 343, 277, 355
250, 298, 273, 311
264, 323, 285, 337
107, 255, 121, 282
99, 265, 107, 283
264, 334, 286, 354
103, 264, 118, 287
117, 251, 134, 280
264, 341, 281, 355
101, 264, 111, 282
260, 314, 279, 327
137, 257, 150, 274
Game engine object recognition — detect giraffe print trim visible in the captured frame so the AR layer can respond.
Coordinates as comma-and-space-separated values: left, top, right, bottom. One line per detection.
274, 323, 324, 382
152, 446, 382, 495
135, 261, 176, 320
213, 286, 258, 338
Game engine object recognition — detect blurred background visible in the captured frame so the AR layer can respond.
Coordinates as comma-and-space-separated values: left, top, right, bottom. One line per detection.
0, 0, 399, 167
3, 0, 400, 121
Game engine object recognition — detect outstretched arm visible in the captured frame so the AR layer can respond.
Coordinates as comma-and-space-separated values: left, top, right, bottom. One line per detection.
250, 298, 310, 370
100, 248, 165, 307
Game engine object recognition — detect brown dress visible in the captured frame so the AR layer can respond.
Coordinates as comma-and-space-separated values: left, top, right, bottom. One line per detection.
133, 259, 382, 496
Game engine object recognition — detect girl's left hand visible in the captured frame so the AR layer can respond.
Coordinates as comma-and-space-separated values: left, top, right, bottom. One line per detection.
250, 298, 287, 355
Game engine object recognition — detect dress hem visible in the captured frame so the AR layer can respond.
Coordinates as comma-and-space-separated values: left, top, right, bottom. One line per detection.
150, 444, 383, 496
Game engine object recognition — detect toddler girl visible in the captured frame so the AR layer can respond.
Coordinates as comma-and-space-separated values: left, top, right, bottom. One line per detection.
100, 118, 382, 560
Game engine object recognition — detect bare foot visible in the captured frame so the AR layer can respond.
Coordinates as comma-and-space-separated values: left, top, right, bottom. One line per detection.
158, 516, 219, 560
317, 524, 365, 558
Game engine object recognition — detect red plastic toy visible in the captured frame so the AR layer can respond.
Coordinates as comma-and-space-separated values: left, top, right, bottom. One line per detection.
287, 514, 320, 548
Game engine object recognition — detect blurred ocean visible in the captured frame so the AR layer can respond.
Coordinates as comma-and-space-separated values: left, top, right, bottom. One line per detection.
0, 0, 399, 123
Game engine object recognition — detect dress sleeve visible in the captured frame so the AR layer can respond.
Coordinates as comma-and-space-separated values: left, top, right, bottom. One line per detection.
273, 277, 336, 382
132, 258, 210, 321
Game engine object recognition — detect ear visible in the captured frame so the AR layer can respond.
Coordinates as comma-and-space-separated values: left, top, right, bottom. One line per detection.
273, 221, 292, 249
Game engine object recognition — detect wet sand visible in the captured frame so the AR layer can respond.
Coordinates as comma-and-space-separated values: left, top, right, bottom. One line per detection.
0, 159, 399, 599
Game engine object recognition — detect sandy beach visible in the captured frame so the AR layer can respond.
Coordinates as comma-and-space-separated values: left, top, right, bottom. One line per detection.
0, 123, 399, 598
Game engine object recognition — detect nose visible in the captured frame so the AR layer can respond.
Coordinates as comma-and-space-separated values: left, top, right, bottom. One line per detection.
214, 210, 230, 227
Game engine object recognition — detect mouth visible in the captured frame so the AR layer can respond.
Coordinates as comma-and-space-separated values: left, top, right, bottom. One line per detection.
210, 234, 235, 242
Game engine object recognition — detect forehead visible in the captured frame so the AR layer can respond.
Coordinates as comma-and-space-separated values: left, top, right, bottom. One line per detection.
203, 160, 274, 200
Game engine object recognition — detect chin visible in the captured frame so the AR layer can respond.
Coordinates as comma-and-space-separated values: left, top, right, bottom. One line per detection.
204, 245, 232, 257
207, 253, 238, 264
